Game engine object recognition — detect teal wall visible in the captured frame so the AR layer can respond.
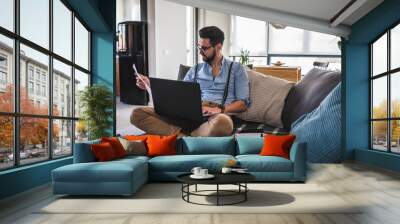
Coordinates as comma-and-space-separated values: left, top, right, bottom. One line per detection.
0, 0, 116, 200
343, 0, 400, 170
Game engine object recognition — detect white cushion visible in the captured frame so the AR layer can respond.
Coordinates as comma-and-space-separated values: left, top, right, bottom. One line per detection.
235, 69, 294, 128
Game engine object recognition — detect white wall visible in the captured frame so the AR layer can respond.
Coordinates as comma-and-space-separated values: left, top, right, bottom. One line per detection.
154, 0, 188, 80
199, 10, 231, 58
147, 0, 157, 77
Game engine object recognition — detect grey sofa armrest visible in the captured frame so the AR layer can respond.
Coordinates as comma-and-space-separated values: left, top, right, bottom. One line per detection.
289, 142, 307, 182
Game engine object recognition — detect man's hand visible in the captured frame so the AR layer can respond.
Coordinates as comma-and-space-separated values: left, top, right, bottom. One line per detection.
202, 106, 222, 115
136, 74, 150, 90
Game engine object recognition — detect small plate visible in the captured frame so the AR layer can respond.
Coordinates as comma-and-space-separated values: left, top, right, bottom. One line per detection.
190, 174, 215, 179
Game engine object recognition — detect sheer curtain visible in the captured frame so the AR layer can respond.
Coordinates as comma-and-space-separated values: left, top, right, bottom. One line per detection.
230, 16, 267, 56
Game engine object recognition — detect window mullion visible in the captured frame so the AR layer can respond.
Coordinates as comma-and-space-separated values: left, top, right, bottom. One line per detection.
49, 0, 54, 160
388, 30, 391, 152
14, 0, 21, 167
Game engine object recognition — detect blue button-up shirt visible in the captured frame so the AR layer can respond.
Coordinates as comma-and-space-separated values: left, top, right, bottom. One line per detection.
183, 58, 250, 106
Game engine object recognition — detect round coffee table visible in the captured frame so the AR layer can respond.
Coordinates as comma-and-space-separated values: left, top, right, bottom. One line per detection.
177, 173, 255, 206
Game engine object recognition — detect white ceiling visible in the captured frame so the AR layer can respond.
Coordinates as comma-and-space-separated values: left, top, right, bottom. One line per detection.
223, 0, 352, 24
165, 0, 384, 37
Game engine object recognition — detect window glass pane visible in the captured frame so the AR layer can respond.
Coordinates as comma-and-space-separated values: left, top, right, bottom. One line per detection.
75, 120, 88, 143
372, 77, 387, 119
0, 0, 14, 31
20, 44, 49, 115
53, 119, 72, 158
0, 116, 13, 170
230, 16, 266, 56
75, 18, 89, 70
372, 121, 388, 151
391, 24, 400, 70
269, 56, 341, 76
20, 0, 49, 49
0, 35, 14, 112
391, 72, 400, 118
372, 33, 387, 76
391, 120, 400, 153
308, 31, 341, 55
53, 59, 72, 117
20, 117, 49, 165
53, 0, 72, 60
74, 69, 89, 118
269, 25, 304, 54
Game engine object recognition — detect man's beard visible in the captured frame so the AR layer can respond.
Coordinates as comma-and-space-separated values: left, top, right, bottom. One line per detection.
202, 49, 216, 64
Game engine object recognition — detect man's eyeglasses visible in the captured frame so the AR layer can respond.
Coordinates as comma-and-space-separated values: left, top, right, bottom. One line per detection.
197, 44, 213, 53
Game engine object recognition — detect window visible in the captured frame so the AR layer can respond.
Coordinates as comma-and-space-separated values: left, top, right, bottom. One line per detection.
53, 119, 72, 158
53, 0, 72, 60
0, 71, 7, 85
0, 35, 14, 113
0, 116, 13, 170
0, 0, 91, 170
370, 23, 400, 154
0, 0, 14, 31
230, 16, 267, 56
229, 16, 341, 74
53, 59, 72, 117
28, 67, 34, 80
28, 81, 34, 94
74, 69, 89, 118
75, 18, 89, 70
20, 0, 49, 49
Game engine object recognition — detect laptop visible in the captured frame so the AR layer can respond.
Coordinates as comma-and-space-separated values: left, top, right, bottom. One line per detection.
149, 77, 206, 129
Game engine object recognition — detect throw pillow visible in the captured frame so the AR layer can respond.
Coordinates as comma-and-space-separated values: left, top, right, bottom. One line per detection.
146, 134, 177, 157
177, 64, 191, 81
235, 69, 294, 128
281, 68, 341, 129
124, 135, 149, 142
118, 137, 147, 156
91, 142, 118, 162
291, 83, 341, 163
101, 137, 127, 158
260, 134, 296, 159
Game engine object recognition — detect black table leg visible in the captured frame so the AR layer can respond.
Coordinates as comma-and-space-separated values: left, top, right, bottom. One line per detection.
217, 184, 219, 206
195, 184, 197, 192
245, 183, 247, 201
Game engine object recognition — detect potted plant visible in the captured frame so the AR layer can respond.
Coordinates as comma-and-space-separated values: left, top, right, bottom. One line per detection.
79, 84, 113, 140
239, 48, 253, 69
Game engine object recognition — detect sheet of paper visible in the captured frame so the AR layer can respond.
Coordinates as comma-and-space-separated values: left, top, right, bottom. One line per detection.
133, 64, 153, 105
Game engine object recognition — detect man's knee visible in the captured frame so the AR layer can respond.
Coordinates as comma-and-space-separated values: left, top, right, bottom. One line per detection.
210, 114, 233, 136
130, 107, 153, 126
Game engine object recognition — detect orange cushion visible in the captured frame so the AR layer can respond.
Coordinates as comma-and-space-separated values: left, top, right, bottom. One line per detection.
101, 137, 127, 158
259, 134, 296, 159
124, 135, 149, 141
91, 142, 118, 161
146, 134, 177, 157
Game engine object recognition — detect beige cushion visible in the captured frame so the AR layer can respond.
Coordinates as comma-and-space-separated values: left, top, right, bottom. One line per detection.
118, 137, 147, 156
235, 69, 294, 128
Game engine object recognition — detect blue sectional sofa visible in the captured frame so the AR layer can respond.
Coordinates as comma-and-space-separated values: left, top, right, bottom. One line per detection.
52, 136, 307, 196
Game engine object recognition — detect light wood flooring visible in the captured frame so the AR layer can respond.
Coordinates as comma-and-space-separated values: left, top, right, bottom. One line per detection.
1, 162, 400, 224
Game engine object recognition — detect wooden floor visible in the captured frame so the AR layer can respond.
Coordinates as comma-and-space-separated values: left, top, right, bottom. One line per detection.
1, 162, 400, 224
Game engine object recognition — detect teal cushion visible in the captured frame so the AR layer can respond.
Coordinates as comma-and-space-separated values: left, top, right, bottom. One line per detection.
53, 158, 147, 183
236, 155, 293, 172
236, 136, 263, 155
149, 154, 235, 172
73, 139, 100, 163
178, 137, 235, 155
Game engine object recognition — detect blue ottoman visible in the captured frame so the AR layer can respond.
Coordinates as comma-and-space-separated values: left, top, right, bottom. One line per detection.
52, 156, 148, 196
